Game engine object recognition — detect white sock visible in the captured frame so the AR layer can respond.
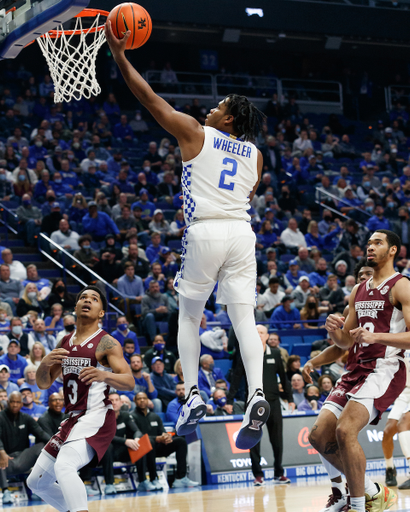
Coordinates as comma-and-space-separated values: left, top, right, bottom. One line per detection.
399, 431, 410, 459
226, 304, 264, 394
177, 295, 205, 397
319, 454, 343, 481
364, 476, 378, 497
350, 496, 365, 512
385, 457, 394, 469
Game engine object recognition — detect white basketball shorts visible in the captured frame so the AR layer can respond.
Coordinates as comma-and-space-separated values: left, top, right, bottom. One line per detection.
387, 386, 410, 421
174, 219, 257, 306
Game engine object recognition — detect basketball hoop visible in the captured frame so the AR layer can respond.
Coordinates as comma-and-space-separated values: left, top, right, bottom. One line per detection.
36, 8, 109, 103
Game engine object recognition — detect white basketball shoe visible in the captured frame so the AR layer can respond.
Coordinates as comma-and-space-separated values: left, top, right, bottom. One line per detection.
319, 487, 348, 512
176, 386, 207, 436
235, 389, 270, 450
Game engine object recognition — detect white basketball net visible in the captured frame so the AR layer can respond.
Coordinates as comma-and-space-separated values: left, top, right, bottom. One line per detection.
37, 14, 106, 103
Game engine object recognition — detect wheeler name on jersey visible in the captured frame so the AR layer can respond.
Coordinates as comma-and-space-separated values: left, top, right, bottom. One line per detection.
213, 137, 252, 158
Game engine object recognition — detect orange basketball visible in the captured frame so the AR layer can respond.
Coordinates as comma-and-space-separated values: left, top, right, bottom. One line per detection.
107, 2, 152, 50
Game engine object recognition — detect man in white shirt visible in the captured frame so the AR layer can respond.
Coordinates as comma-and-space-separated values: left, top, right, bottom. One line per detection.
1, 249, 26, 281
257, 277, 285, 317
292, 129, 313, 156
50, 219, 80, 252
280, 218, 307, 250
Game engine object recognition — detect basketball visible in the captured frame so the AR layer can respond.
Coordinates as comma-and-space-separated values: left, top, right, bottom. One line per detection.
107, 2, 152, 50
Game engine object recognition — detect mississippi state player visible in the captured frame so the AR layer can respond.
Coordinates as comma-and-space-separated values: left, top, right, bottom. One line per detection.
27, 286, 134, 512
309, 230, 410, 512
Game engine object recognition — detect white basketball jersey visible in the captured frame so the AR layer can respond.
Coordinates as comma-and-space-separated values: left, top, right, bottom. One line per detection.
181, 126, 258, 225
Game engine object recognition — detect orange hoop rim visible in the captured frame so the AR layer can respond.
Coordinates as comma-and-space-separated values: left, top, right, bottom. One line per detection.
42, 8, 109, 38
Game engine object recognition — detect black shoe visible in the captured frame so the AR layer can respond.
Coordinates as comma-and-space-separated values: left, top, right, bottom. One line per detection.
398, 477, 410, 490
385, 466, 397, 487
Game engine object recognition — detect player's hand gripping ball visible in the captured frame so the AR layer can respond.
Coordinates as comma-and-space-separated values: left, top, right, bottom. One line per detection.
107, 2, 152, 49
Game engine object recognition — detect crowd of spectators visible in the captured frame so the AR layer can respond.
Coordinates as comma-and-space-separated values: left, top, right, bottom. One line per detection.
2, 66, 410, 494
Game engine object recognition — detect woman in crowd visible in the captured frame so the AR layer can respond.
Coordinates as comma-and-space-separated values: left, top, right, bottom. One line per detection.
5, 145, 19, 171
286, 354, 302, 382
148, 209, 171, 238
47, 279, 76, 312
318, 374, 334, 402
297, 384, 324, 412
28, 342, 46, 368
158, 137, 170, 158
173, 359, 184, 384
170, 209, 185, 238
256, 220, 278, 250
13, 170, 32, 198
68, 193, 88, 227
304, 219, 341, 252
300, 295, 327, 329
16, 283, 48, 317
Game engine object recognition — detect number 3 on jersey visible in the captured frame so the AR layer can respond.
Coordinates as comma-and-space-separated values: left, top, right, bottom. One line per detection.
67, 379, 78, 405
360, 322, 375, 348
219, 157, 237, 191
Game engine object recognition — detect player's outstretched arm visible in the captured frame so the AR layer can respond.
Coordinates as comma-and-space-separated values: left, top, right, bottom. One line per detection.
36, 341, 69, 389
358, 278, 410, 349
105, 22, 203, 146
325, 284, 358, 350
302, 344, 346, 384
79, 335, 134, 391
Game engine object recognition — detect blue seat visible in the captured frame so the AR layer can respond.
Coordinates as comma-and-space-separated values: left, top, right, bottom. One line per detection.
280, 343, 290, 353
281, 336, 303, 345
157, 412, 166, 422
280, 254, 295, 263
300, 357, 308, 366
291, 344, 312, 357
156, 321, 168, 335
214, 359, 232, 378
163, 209, 176, 222
303, 335, 320, 345
168, 239, 182, 252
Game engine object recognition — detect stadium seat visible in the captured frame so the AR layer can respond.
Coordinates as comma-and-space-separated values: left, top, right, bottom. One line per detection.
156, 321, 169, 335
280, 254, 295, 263
303, 335, 321, 345
214, 359, 232, 377
291, 344, 312, 357
168, 239, 182, 251
281, 336, 303, 345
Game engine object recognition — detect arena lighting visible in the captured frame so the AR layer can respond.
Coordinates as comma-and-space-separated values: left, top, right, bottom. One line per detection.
245, 8, 264, 17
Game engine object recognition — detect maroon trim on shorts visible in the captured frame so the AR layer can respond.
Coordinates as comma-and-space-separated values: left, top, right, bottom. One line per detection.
86, 408, 116, 461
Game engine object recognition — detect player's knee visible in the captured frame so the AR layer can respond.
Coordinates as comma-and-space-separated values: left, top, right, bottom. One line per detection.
26, 471, 38, 493
335, 422, 350, 445
308, 426, 322, 450
383, 421, 397, 438
54, 457, 74, 481
27, 471, 46, 493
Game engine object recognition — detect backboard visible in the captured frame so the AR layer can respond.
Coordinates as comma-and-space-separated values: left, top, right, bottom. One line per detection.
0, 0, 90, 59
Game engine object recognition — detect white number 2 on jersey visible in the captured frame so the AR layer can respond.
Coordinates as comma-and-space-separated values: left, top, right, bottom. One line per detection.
67, 379, 78, 405
359, 322, 375, 348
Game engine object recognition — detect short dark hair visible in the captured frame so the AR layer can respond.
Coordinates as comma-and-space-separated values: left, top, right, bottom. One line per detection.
124, 261, 135, 270
374, 229, 401, 259
130, 353, 142, 362
123, 338, 135, 347
78, 234, 92, 245
76, 285, 107, 312
223, 94, 266, 141
354, 257, 369, 282
268, 277, 280, 286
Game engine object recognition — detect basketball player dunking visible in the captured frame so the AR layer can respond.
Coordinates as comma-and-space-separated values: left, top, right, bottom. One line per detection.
27, 286, 134, 512
309, 230, 410, 512
105, 23, 269, 449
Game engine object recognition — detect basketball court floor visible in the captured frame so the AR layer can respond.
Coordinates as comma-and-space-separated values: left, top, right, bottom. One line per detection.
4, 472, 410, 512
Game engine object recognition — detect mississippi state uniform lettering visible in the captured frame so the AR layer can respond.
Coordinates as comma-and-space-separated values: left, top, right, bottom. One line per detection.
44, 329, 116, 461
325, 273, 407, 424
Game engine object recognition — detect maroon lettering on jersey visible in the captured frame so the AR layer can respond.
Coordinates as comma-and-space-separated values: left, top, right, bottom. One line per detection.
353, 273, 406, 362
60, 329, 111, 413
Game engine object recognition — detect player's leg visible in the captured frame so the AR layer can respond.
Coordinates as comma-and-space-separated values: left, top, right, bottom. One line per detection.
53, 439, 96, 512
27, 452, 68, 512
397, 411, 410, 489
383, 419, 399, 486
174, 224, 224, 435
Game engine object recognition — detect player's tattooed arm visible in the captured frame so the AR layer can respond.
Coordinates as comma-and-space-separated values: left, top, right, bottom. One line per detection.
96, 335, 118, 354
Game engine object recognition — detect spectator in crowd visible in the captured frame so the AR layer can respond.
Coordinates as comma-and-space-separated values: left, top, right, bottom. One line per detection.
309, 258, 331, 288
257, 277, 285, 317
166, 382, 186, 425
50, 219, 80, 252
318, 375, 334, 402
82, 201, 120, 245
121, 244, 150, 280
22, 365, 47, 405
0, 391, 49, 504
144, 334, 176, 374
300, 295, 327, 328
144, 262, 166, 292
38, 393, 65, 437
93, 248, 123, 285
287, 354, 302, 382
115, 204, 136, 235
285, 260, 309, 289
295, 247, 316, 273
0, 365, 19, 396
123, 354, 161, 412
291, 373, 305, 407
1, 249, 26, 281
331, 244, 362, 275
319, 273, 345, 313
4, 317, 30, 356
0, 340, 27, 386
72, 235, 100, 272
143, 141, 163, 172
207, 387, 245, 417
250, 325, 293, 486
149, 357, 176, 409
268, 332, 289, 366
55, 315, 76, 344
47, 280, 76, 312
198, 354, 226, 400
366, 205, 390, 231
20, 383, 47, 419
130, 110, 149, 133
23, 264, 51, 298
393, 206, 410, 251
281, 218, 307, 250
44, 303, 64, 333
132, 391, 198, 488
297, 384, 324, 412
0, 264, 22, 314
173, 359, 184, 384
111, 316, 140, 350
41, 202, 64, 236
270, 296, 301, 330
291, 276, 314, 310
117, 262, 144, 316
29, 319, 56, 354
28, 342, 46, 368
113, 114, 134, 142
17, 283, 48, 318
141, 280, 169, 343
